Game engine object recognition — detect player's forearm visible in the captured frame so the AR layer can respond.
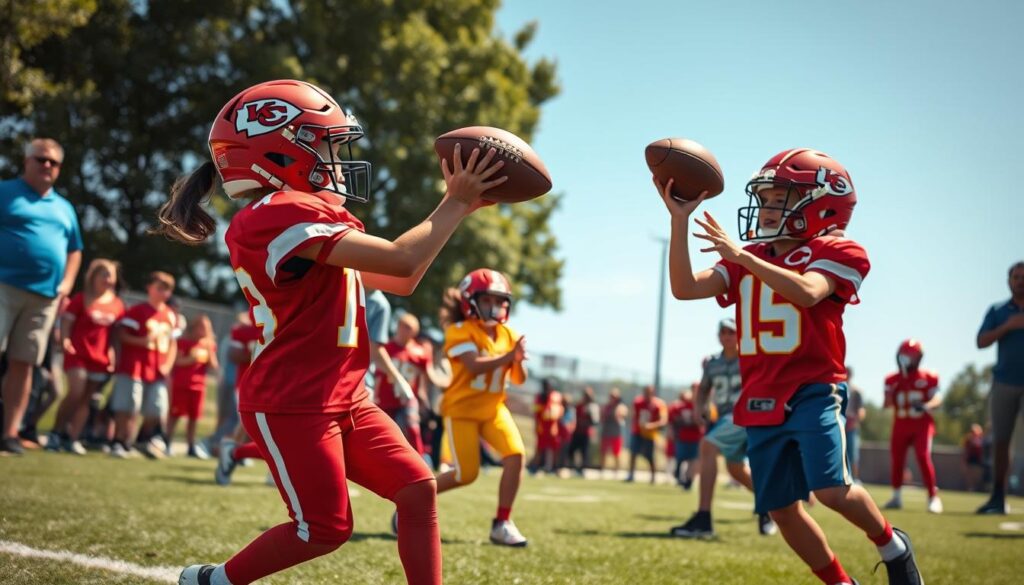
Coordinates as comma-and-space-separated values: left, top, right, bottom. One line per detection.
119, 330, 150, 347
667, 216, 700, 299
59, 317, 74, 346
371, 343, 405, 384
461, 353, 513, 376
737, 251, 831, 308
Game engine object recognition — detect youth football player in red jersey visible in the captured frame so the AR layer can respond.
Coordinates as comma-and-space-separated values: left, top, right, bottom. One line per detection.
883, 339, 943, 514
667, 384, 703, 488
46, 258, 124, 454
532, 378, 564, 474
657, 148, 923, 585
375, 312, 431, 454
626, 385, 667, 484
110, 271, 178, 459
168, 314, 219, 458
157, 80, 505, 585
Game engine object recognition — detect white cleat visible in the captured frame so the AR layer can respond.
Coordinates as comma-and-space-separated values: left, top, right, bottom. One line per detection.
490, 519, 528, 547
927, 496, 943, 514
215, 439, 238, 486
883, 496, 902, 510
178, 564, 216, 584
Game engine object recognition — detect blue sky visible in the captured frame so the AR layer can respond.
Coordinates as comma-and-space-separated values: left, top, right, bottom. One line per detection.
494, 0, 1023, 404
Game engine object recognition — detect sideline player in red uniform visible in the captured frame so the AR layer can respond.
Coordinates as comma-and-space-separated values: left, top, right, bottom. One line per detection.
46, 258, 124, 454
626, 385, 667, 484
375, 313, 431, 454
157, 79, 506, 585
667, 384, 703, 488
658, 148, 923, 585
168, 314, 219, 458
883, 339, 943, 513
532, 378, 564, 474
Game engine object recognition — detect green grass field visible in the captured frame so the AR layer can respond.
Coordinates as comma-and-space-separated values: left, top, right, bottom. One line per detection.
1, 446, 1022, 585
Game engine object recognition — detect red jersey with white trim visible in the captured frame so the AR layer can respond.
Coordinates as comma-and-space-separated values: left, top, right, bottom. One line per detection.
632, 395, 667, 439
668, 398, 704, 442
375, 339, 432, 411
117, 302, 178, 383
228, 323, 262, 389
63, 292, 125, 370
172, 337, 216, 392
534, 391, 563, 438
225, 190, 369, 414
884, 369, 939, 425
714, 236, 870, 426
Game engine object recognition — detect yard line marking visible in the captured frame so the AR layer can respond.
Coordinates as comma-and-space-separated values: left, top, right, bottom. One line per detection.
998, 522, 1023, 531
0, 540, 179, 583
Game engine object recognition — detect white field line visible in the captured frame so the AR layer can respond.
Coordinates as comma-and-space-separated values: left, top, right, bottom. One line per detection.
0, 540, 179, 583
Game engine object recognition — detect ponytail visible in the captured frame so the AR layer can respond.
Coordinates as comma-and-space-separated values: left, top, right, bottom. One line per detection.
152, 162, 219, 245
438, 287, 464, 328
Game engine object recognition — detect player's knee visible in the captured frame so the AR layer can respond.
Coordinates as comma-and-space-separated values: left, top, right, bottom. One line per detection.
812, 485, 849, 509
395, 478, 437, 510
454, 463, 480, 485
503, 453, 523, 470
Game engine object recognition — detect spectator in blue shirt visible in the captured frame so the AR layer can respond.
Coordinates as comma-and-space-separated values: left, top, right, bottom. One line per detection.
975, 260, 1024, 514
0, 138, 83, 455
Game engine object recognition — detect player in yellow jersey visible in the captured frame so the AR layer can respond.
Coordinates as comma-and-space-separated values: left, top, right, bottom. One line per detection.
436, 268, 528, 546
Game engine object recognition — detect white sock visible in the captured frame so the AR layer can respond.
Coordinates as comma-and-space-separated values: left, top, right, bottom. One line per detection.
877, 530, 907, 562
211, 564, 233, 585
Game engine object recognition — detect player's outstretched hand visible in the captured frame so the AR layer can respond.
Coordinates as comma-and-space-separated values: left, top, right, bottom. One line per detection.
694, 211, 744, 262
655, 176, 708, 219
442, 144, 507, 212
510, 336, 527, 363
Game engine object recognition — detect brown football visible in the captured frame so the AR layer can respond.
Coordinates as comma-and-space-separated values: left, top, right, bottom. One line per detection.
434, 126, 551, 203
645, 138, 724, 201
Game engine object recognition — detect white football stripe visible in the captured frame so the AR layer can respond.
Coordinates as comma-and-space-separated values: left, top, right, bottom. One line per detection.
0, 539, 179, 583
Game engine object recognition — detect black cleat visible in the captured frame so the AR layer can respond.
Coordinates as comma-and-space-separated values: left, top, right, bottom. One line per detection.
0, 436, 24, 456
975, 497, 1009, 515
670, 511, 714, 538
876, 527, 924, 585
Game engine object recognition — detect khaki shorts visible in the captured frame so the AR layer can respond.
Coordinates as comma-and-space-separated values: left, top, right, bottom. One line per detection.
990, 380, 1024, 442
110, 374, 168, 418
0, 282, 60, 365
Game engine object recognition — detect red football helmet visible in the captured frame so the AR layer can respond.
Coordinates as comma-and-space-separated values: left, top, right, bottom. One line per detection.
741, 149, 856, 242
897, 338, 924, 372
458, 269, 513, 324
208, 79, 371, 202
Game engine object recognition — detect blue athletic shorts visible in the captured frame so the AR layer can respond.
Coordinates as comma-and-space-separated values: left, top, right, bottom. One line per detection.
746, 383, 851, 514
674, 439, 700, 462
703, 413, 748, 464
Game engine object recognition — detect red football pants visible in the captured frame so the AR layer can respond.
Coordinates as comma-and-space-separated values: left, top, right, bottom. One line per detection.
890, 422, 937, 497
224, 400, 439, 584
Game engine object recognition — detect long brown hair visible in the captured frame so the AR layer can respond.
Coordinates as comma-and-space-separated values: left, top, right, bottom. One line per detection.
438, 287, 464, 328
152, 162, 219, 245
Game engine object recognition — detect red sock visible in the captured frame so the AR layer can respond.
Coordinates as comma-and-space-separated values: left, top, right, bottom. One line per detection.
868, 520, 894, 546
812, 556, 851, 585
224, 523, 340, 584
394, 481, 441, 585
496, 506, 512, 522
233, 441, 263, 462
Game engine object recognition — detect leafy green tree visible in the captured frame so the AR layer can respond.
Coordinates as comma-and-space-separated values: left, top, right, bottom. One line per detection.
0, 0, 563, 318
933, 363, 991, 446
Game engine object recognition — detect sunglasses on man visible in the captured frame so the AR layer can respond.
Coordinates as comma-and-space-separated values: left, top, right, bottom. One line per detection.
32, 155, 62, 168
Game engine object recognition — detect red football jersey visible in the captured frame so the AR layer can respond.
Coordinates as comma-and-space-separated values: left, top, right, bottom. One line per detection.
172, 337, 216, 392
374, 339, 432, 411
714, 236, 870, 426
884, 369, 939, 424
632, 395, 667, 438
228, 323, 262, 389
668, 399, 704, 442
117, 302, 178, 383
63, 292, 125, 371
225, 190, 369, 414
534, 391, 563, 437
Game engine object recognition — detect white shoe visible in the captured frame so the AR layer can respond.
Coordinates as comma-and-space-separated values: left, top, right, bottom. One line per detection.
928, 496, 943, 514
67, 440, 87, 456
178, 564, 216, 584
490, 519, 528, 547
110, 442, 129, 459
216, 439, 237, 486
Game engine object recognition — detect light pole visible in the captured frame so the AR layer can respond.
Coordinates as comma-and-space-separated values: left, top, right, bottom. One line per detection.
653, 236, 668, 397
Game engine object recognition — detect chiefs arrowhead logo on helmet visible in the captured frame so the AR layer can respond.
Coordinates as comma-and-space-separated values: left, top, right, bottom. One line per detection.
235, 99, 302, 137
816, 167, 854, 196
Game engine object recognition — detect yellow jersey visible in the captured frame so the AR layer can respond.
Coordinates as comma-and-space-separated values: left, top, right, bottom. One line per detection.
441, 319, 524, 420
